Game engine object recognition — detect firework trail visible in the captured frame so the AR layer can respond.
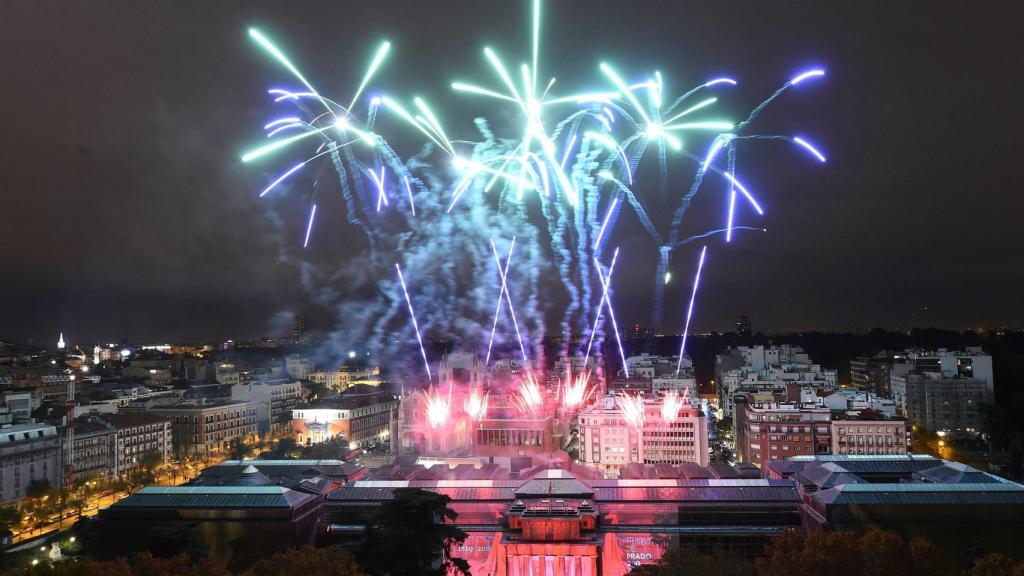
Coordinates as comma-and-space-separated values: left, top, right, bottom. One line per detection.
676, 246, 707, 377
490, 238, 528, 364
395, 263, 431, 381
594, 251, 629, 378
241, 1, 825, 375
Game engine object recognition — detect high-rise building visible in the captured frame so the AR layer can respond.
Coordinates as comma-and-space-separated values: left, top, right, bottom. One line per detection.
67, 416, 116, 480
736, 315, 751, 337
852, 347, 993, 398
607, 354, 697, 397
292, 312, 310, 344
895, 372, 989, 434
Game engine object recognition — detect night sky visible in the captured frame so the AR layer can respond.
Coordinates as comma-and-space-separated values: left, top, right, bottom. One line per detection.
2, 0, 1022, 344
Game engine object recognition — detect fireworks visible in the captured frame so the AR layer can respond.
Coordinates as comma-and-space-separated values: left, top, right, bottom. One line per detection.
561, 370, 594, 411
660, 389, 691, 423
241, 1, 826, 372
302, 204, 317, 248
395, 263, 432, 380
676, 246, 707, 377
617, 394, 646, 430
464, 387, 489, 421
792, 136, 828, 163
488, 238, 528, 364
424, 387, 451, 429
514, 374, 544, 414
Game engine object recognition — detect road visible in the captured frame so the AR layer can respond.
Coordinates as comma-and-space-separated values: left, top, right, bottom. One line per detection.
8, 456, 226, 547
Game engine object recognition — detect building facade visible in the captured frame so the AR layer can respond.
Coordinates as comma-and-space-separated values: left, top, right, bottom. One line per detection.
578, 396, 709, 477
742, 402, 832, 467
0, 423, 62, 504
284, 354, 314, 380
292, 392, 397, 448
231, 379, 302, 437
829, 417, 909, 456
901, 372, 988, 433
104, 413, 173, 476
716, 345, 837, 419
146, 401, 257, 457
68, 417, 116, 480
309, 367, 383, 392
326, 468, 803, 575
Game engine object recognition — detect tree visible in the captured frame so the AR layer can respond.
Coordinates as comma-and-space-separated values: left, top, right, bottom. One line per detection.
241, 545, 365, 576
138, 450, 164, 473
130, 552, 230, 576
757, 530, 886, 576
359, 488, 469, 576
908, 536, 948, 576
127, 469, 156, 494
23, 499, 51, 534
629, 547, 755, 576
229, 439, 254, 461
0, 506, 21, 535
967, 553, 1024, 576
858, 529, 910, 576
300, 440, 343, 460
67, 497, 86, 519
269, 438, 299, 459
26, 479, 53, 500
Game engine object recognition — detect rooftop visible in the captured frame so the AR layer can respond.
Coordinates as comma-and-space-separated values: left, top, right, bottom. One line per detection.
103, 413, 171, 428
813, 482, 1024, 506
188, 458, 361, 490
109, 485, 314, 509
0, 422, 58, 443
303, 391, 396, 411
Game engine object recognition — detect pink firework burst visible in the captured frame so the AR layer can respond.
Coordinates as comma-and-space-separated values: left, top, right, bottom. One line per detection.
561, 371, 594, 411
617, 393, 646, 429
424, 387, 451, 429
464, 387, 489, 421
514, 374, 544, 414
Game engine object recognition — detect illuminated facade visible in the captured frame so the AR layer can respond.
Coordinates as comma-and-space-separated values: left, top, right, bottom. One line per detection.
740, 402, 831, 466
578, 396, 709, 477
829, 417, 909, 456
327, 468, 803, 575
309, 367, 382, 391
146, 401, 257, 457
291, 391, 397, 447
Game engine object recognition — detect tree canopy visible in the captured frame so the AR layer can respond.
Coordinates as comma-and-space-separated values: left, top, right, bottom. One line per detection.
358, 488, 469, 576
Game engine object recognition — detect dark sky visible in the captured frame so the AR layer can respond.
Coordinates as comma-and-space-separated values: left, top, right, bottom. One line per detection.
2, 0, 1022, 345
